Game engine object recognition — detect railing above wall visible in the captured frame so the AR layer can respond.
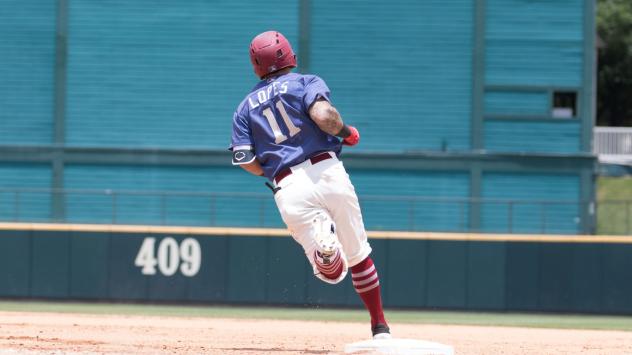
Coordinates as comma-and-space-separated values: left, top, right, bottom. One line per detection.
0, 188, 606, 235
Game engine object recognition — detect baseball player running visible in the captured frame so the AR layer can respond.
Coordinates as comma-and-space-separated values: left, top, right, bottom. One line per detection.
230, 30, 390, 339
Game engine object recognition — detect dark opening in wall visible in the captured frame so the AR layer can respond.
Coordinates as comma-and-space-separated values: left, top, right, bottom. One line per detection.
552, 91, 577, 118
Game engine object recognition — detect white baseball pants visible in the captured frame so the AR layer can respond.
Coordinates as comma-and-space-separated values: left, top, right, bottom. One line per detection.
273, 152, 372, 284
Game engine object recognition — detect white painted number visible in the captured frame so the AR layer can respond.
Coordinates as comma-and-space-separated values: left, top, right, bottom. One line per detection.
157, 237, 179, 276
179, 238, 202, 277
134, 237, 158, 275
262, 100, 301, 144
134, 237, 202, 277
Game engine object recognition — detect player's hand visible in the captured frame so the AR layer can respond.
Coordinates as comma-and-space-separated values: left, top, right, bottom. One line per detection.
342, 126, 360, 146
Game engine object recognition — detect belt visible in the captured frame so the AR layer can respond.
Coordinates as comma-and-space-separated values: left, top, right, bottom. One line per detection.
274, 152, 333, 184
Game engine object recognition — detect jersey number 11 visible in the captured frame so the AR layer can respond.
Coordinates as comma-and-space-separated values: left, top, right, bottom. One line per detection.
262, 100, 301, 144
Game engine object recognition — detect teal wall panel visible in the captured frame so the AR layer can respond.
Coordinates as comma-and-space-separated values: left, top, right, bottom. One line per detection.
485, 0, 583, 87
426, 241, 467, 308
31, 232, 70, 298
64, 164, 281, 227
539, 244, 573, 311
506, 243, 539, 310
571, 244, 604, 312
70, 232, 108, 299
485, 91, 549, 116
0, 1, 55, 145
350, 170, 469, 232
466, 242, 506, 310
66, 0, 298, 148
266, 238, 307, 305
227, 237, 267, 303
0, 164, 52, 222
484, 120, 581, 153
481, 173, 580, 234
385, 240, 427, 307
311, 1, 473, 152
0, 231, 31, 296
486, 43, 582, 87
602, 245, 632, 313
148, 275, 188, 302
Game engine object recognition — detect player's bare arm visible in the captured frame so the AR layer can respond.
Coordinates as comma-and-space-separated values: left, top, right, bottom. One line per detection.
309, 99, 360, 146
239, 160, 264, 176
309, 99, 345, 135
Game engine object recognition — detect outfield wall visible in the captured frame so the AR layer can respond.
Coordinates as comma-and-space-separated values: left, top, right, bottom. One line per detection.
1, 223, 630, 314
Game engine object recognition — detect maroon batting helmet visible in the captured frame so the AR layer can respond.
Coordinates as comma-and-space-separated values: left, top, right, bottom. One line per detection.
249, 31, 297, 79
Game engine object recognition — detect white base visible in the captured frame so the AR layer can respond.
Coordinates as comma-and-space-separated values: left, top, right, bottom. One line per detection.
345, 338, 454, 355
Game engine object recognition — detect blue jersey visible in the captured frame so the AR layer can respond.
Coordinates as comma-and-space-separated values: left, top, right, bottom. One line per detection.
230, 73, 342, 180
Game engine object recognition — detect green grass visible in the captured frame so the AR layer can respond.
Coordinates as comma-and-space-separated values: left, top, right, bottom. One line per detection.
597, 176, 632, 234
1, 300, 631, 332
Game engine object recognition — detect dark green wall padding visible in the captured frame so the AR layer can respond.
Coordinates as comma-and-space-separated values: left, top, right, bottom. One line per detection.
2, 230, 631, 314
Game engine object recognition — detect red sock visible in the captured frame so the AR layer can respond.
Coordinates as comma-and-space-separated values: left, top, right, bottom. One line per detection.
314, 249, 344, 280
351, 257, 387, 328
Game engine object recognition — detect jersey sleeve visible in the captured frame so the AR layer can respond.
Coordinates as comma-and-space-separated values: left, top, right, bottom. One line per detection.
303, 75, 331, 110
229, 111, 253, 150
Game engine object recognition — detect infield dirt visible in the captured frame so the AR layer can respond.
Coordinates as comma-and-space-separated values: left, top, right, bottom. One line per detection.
1, 311, 631, 354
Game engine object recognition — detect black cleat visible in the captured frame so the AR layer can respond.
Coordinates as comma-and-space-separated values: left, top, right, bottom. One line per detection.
371, 323, 392, 339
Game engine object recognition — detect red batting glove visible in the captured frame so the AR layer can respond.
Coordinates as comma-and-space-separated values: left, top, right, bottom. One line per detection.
342, 126, 360, 146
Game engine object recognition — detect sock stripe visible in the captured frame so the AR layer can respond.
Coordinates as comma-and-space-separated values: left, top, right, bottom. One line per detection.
321, 264, 343, 279
352, 272, 378, 287
355, 280, 380, 293
318, 258, 342, 272
351, 264, 375, 278
320, 265, 341, 274
351, 270, 377, 281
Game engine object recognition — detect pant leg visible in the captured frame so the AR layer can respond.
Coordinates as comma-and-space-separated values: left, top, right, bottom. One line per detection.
316, 160, 372, 267
273, 166, 348, 284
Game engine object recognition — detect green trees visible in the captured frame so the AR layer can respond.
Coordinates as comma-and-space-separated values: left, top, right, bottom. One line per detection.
597, 0, 632, 126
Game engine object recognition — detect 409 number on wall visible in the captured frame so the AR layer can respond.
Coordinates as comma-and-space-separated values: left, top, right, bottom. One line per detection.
134, 237, 201, 277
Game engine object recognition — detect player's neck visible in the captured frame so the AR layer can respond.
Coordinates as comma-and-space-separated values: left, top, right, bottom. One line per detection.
263, 68, 293, 80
